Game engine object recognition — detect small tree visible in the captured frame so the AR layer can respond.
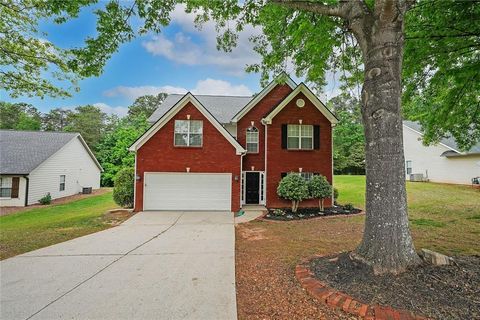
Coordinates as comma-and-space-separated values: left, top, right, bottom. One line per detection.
113, 167, 134, 208
308, 175, 332, 211
277, 173, 309, 213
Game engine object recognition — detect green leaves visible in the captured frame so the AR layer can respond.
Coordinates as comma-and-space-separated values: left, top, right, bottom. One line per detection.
308, 175, 332, 200
277, 173, 309, 202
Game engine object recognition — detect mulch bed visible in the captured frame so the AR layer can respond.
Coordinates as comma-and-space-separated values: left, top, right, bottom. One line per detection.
265, 205, 362, 221
309, 252, 480, 320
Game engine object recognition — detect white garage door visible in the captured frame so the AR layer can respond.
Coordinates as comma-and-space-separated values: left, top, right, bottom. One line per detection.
143, 173, 232, 211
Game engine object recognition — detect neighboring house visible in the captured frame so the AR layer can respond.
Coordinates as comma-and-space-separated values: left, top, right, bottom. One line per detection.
403, 121, 480, 185
129, 74, 338, 212
0, 130, 102, 207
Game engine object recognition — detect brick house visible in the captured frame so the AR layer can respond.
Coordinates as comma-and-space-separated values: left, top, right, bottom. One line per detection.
129, 75, 338, 212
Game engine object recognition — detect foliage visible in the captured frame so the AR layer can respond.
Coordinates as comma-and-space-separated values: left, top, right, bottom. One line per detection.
64, 105, 107, 149
113, 167, 134, 208
96, 115, 149, 186
328, 93, 365, 175
308, 175, 332, 211
277, 173, 309, 212
38, 193, 52, 205
128, 93, 167, 119
403, 0, 480, 151
333, 187, 339, 204
272, 208, 285, 216
344, 203, 355, 211
0, 102, 41, 130
42, 108, 73, 131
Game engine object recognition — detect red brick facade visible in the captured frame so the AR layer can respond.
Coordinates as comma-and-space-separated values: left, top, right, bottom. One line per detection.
134, 102, 242, 212
265, 91, 333, 208
134, 83, 333, 212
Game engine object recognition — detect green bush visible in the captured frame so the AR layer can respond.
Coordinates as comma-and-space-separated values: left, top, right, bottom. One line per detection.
308, 175, 332, 211
344, 203, 355, 211
333, 187, 339, 204
38, 193, 52, 205
113, 167, 134, 208
277, 173, 309, 212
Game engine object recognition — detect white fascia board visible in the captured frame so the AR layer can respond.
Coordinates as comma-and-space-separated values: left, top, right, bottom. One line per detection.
129, 93, 246, 155
262, 83, 339, 124
231, 73, 297, 123
402, 124, 462, 154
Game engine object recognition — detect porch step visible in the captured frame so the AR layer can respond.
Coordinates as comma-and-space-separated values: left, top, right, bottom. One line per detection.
242, 205, 267, 211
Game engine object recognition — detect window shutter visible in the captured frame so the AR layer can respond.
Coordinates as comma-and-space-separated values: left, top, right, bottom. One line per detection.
281, 124, 288, 149
11, 177, 19, 198
314, 125, 320, 149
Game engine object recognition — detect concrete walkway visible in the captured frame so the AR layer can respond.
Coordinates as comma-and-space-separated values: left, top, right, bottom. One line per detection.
1, 211, 237, 320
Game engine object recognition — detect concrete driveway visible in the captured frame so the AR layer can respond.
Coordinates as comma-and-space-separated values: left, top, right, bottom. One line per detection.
1, 211, 236, 320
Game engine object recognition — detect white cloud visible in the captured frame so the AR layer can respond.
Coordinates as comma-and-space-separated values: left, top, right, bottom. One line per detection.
142, 5, 261, 75
104, 78, 252, 101
104, 85, 188, 101
92, 102, 128, 117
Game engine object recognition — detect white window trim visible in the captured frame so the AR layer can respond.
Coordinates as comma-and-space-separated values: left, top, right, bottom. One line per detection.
174, 120, 203, 147
0, 177, 13, 198
300, 172, 314, 181
287, 124, 314, 150
59, 175, 66, 192
406, 160, 413, 175
246, 127, 259, 153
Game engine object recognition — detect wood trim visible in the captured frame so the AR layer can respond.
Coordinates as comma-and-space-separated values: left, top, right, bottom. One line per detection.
11, 177, 19, 198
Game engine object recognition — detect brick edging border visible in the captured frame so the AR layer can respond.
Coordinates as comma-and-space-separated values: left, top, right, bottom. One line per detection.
296, 255, 429, 320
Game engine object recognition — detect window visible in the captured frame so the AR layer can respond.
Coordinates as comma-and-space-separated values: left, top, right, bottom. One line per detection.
174, 120, 203, 147
246, 126, 259, 153
287, 124, 313, 150
59, 175, 66, 191
0, 177, 12, 198
406, 161, 412, 175
300, 172, 314, 181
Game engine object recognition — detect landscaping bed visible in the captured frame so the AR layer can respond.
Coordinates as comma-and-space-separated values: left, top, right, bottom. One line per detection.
265, 205, 362, 221
310, 253, 480, 320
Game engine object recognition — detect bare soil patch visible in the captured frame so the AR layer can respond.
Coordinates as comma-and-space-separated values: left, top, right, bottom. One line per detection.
310, 253, 480, 320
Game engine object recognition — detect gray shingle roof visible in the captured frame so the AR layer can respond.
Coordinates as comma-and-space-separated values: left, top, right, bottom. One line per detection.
0, 130, 79, 174
148, 94, 252, 124
403, 121, 480, 155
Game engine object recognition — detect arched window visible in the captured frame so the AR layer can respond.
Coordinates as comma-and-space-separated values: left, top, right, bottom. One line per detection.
246, 126, 259, 153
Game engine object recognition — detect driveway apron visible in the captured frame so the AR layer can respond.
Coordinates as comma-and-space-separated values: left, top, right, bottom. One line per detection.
0, 211, 237, 320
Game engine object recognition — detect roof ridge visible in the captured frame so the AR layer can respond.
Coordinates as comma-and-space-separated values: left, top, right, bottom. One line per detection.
0, 129, 79, 135
167, 93, 252, 98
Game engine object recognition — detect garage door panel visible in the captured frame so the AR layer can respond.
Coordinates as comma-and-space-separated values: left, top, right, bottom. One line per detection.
144, 173, 231, 211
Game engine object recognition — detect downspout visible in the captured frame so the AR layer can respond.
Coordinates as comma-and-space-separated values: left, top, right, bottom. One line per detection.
262, 119, 268, 207
331, 123, 335, 205
239, 150, 246, 209
24, 175, 29, 206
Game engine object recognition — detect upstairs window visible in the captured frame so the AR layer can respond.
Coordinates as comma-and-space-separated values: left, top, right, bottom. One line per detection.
246, 126, 259, 153
0, 177, 12, 198
287, 124, 313, 150
174, 120, 203, 147
59, 175, 66, 191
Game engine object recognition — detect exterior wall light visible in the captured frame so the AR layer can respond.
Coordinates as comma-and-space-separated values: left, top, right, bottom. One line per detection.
299, 167, 303, 173
135, 174, 141, 181
186, 167, 190, 172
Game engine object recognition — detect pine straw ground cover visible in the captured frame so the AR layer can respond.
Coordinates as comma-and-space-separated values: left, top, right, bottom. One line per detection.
235, 176, 480, 319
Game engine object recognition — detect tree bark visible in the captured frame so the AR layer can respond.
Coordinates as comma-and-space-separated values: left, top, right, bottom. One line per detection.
352, 1, 421, 274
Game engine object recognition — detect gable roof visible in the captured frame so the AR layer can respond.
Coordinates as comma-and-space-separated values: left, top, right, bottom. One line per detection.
262, 83, 338, 125
148, 94, 252, 124
231, 73, 297, 123
403, 121, 480, 156
0, 130, 102, 175
130, 93, 246, 155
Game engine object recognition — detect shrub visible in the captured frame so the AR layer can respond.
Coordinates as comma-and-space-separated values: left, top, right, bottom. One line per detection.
333, 187, 339, 204
272, 208, 285, 216
277, 173, 309, 212
308, 175, 332, 211
38, 193, 52, 205
344, 203, 355, 211
113, 167, 134, 208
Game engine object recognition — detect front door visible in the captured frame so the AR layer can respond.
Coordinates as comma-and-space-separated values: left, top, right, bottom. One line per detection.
245, 172, 260, 204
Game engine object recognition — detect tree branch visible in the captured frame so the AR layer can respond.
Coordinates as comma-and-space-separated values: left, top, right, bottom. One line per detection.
269, 0, 350, 19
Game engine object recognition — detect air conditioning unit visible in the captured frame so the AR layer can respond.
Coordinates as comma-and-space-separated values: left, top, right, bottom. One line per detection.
410, 173, 424, 182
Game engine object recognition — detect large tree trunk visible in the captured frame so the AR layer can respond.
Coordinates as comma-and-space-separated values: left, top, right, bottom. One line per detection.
353, 3, 421, 274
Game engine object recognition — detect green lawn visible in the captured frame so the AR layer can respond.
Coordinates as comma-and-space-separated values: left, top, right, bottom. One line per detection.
334, 175, 480, 255
0, 192, 123, 260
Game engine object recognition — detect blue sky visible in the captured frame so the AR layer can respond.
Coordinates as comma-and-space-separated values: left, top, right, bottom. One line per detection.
1, 3, 341, 117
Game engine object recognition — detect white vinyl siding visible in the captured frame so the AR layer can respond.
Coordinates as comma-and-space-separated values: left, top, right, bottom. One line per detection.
174, 120, 203, 147
27, 137, 101, 205
287, 124, 313, 150
143, 173, 231, 211
403, 125, 480, 184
